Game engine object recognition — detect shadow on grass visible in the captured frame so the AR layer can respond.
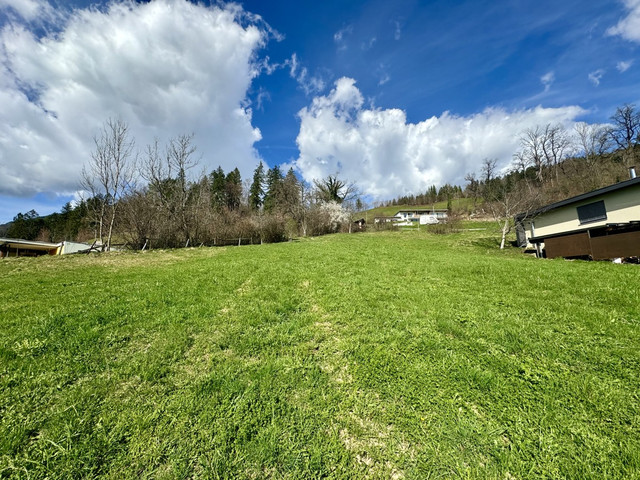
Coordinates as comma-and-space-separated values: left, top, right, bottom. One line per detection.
469, 236, 502, 249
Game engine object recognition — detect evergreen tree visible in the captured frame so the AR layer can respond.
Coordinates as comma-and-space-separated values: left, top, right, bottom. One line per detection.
249, 161, 265, 210
225, 168, 242, 210
209, 166, 226, 209
62, 201, 86, 240
263, 165, 284, 213
279, 168, 301, 214
427, 185, 437, 203
7, 210, 42, 240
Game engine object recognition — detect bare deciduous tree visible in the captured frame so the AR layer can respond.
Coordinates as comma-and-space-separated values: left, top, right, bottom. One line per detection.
142, 134, 200, 246
464, 172, 481, 207
608, 103, 640, 167
515, 124, 572, 187
80, 118, 136, 251
119, 189, 158, 249
574, 122, 611, 186
518, 127, 546, 183
481, 158, 497, 184
484, 176, 541, 250
541, 124, 571, 184
294, 180, 313, 237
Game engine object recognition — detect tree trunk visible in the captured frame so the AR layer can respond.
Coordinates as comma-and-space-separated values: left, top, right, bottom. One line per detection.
106, 205, 117, 252
99, 202, 106, 251
500, 218, 509, 250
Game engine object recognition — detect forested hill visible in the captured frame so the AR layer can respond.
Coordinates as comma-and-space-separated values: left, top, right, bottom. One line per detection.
1, 203, 89, 243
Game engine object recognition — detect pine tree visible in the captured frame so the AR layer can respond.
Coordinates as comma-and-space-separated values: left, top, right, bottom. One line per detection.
427, 185, 437, 203
249, 161, 265, 211
279, 168, 300, 214
263, 165, 284, 213
210, 166, 226, 209
225, 168, 242, 210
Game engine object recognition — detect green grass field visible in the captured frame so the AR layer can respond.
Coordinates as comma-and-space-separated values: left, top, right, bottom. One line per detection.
1, 226, 639, 479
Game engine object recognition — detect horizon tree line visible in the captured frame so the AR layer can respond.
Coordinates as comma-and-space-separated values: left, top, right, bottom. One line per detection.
5, 103, 638, 249
4, 118, 364, 249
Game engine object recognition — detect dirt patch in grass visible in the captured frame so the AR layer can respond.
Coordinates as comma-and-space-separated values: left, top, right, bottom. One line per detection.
235, 277, 253, 295
339, 420, 408, 479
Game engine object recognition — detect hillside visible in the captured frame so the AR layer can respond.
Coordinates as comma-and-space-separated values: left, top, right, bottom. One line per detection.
361, 197, 476, 221
1, 227, 639, 478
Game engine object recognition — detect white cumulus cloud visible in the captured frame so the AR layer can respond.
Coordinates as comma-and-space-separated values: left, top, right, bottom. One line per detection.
607, 0, 640, 43
0, 0, 267, 198
294, 78, 585, 199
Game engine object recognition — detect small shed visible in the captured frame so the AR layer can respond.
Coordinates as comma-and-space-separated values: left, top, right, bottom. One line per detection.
352, 218, 366, 229
0, 238, 92, 258
0, 238, 62, 258
515, 173, 640, 260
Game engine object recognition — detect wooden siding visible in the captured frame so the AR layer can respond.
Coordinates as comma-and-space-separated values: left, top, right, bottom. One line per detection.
542, 226, 640, 260
590, 230, 640, 260
544, 232, 591, 259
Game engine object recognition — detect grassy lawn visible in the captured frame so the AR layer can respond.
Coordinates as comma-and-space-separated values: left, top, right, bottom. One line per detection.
1, 226, 639, 479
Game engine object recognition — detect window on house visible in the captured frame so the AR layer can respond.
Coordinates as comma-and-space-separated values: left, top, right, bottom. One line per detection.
577, 200, 607, 224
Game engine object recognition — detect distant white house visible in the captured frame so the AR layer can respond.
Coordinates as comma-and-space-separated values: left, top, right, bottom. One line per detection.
375, 208, 448, 226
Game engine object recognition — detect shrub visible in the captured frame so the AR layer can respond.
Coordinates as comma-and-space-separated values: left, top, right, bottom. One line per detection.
373, 221, 398, 232
256, 214, 287, 244
427, 213, 462, 234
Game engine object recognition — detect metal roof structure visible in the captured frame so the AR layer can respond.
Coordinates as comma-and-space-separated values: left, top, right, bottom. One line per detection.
0, 237, 62, 258
0, 237, 62, 249
394, 208, 448, 215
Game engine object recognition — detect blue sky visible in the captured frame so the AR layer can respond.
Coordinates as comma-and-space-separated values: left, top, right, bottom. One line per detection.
0, 0, 639, 223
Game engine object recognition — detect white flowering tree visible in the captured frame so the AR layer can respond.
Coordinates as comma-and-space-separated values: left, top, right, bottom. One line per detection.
318, 201, 351, 232
313, 175, 361, 233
